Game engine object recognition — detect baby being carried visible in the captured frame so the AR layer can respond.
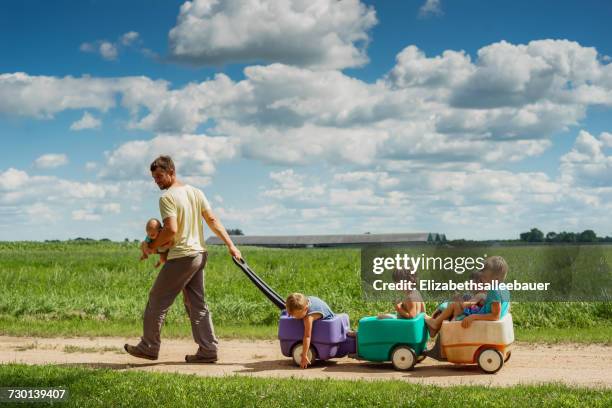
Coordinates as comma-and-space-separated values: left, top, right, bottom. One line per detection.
140, 218, 174, 268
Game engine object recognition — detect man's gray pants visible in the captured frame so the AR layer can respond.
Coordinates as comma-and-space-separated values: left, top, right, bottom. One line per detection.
137, 252, 218, 358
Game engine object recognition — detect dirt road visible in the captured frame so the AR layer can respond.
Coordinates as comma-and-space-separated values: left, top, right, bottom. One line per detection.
0, 336, 610, 388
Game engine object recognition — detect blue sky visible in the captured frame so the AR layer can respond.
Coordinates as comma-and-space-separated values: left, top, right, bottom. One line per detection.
1, 0, 611, 240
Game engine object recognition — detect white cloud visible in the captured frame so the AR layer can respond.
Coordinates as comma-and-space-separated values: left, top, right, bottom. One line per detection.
229, 122, 387, 166
449, 40, 611, 108
419, 0, 443, 18
25, 203, 55, 222
85, 162, 98, 171
333, 171, 400, 189
79, 42, 95, 53
0, 167, 148, 232
72, 209, 101, 221
0, 169, 120, 206
4, 39, 612, 178
99, 42, 118, 60
230, 155, 612, 239
121, 31, 140, 46
262, 169, 326, 205
0, 72, 166, 119
0, 73, 115, 118
560, 130, 612, 187
0, 168, 30, 190
100, 133, 238, 180
388, 46, 473, 89
131, 40, 612, 166
129, 73, 241, 133
168, 0, 377, 69
80, 31, 141, 61
101, 203, 121, 213
600, 132, 612, 147
34, 154, 68, 169
70, 111, 101, 131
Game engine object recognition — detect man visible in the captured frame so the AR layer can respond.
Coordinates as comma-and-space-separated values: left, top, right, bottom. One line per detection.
124, 155, 241, 363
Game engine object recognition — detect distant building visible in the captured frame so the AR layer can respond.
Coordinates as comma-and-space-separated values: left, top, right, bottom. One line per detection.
206, 233, 439, 248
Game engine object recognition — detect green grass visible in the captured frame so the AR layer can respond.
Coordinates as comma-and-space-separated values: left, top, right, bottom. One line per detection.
515, 326, 612, 345
0, 242, 610, 342
0, 316, 277, 339
0, 364, 610, 407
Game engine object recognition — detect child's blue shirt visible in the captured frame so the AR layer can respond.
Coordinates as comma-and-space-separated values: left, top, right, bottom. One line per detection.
479, 289, 511, 317
307, 296, 334, 320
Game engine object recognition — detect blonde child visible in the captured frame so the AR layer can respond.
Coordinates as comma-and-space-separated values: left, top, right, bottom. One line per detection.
285, 293, 334, 369
379, 267, 426, 319
425, 256, 510, 337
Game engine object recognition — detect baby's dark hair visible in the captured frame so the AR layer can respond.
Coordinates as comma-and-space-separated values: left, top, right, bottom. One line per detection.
146, 218, 163, 230
392, 268, 416, 284
469, 269, 482, 283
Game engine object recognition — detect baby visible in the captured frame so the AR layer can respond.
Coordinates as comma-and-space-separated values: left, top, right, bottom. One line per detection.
139, 218, 173, 268
285, 293, 335, 369
378, 267, 426, 319
431, 269, 486, 319
461, 270, 487, 316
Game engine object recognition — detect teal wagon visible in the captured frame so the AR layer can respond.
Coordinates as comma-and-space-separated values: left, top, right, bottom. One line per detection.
356, 313, 430, 370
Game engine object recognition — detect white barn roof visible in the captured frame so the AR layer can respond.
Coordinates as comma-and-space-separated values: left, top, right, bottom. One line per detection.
206, 233, 433, 247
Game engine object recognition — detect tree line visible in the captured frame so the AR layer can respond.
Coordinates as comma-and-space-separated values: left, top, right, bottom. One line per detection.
519, 228, 612, 243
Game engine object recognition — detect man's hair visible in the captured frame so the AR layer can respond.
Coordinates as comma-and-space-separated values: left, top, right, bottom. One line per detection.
285, 293, 308, 313
150, 155, 175, 173
483, 256, 508, 281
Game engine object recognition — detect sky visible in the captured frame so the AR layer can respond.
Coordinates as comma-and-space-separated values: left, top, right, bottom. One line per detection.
1, 0, 611, 241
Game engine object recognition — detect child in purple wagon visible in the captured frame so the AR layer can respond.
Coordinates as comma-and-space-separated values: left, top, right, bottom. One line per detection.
285, 293, 334, 369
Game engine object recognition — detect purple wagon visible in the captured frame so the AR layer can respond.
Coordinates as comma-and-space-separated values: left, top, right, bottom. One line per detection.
233, 257, 356, 366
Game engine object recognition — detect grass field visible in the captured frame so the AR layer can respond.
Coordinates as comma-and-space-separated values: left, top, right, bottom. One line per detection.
0, 242, 610, 342
0, 364, 610, 408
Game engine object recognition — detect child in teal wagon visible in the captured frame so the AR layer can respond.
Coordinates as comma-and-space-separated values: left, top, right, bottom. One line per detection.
425, 256, 511, 337
378, 267, 426, 320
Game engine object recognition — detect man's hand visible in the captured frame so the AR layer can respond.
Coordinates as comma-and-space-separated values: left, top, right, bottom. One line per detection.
229, 245, 242, 260
300, 353, 311, 369
461, 315, 474, 328
154, 259, 164, 268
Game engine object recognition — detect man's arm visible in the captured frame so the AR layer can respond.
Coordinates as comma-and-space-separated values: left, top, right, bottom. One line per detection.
147, 216, 178, 252
202, 208, 241, 259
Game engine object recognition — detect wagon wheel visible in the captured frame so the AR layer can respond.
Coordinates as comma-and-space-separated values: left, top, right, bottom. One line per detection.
391, 345, 416, 371
477, 348, 504, 374
504, 350, 512, 363
291, 342, 316, 367
416, 354, 427, 363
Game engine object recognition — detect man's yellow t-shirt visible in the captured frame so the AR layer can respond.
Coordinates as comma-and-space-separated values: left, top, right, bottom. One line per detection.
159, 184, 211, 260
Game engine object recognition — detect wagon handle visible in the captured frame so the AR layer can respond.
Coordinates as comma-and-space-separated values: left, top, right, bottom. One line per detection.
231, 256, 286, 310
